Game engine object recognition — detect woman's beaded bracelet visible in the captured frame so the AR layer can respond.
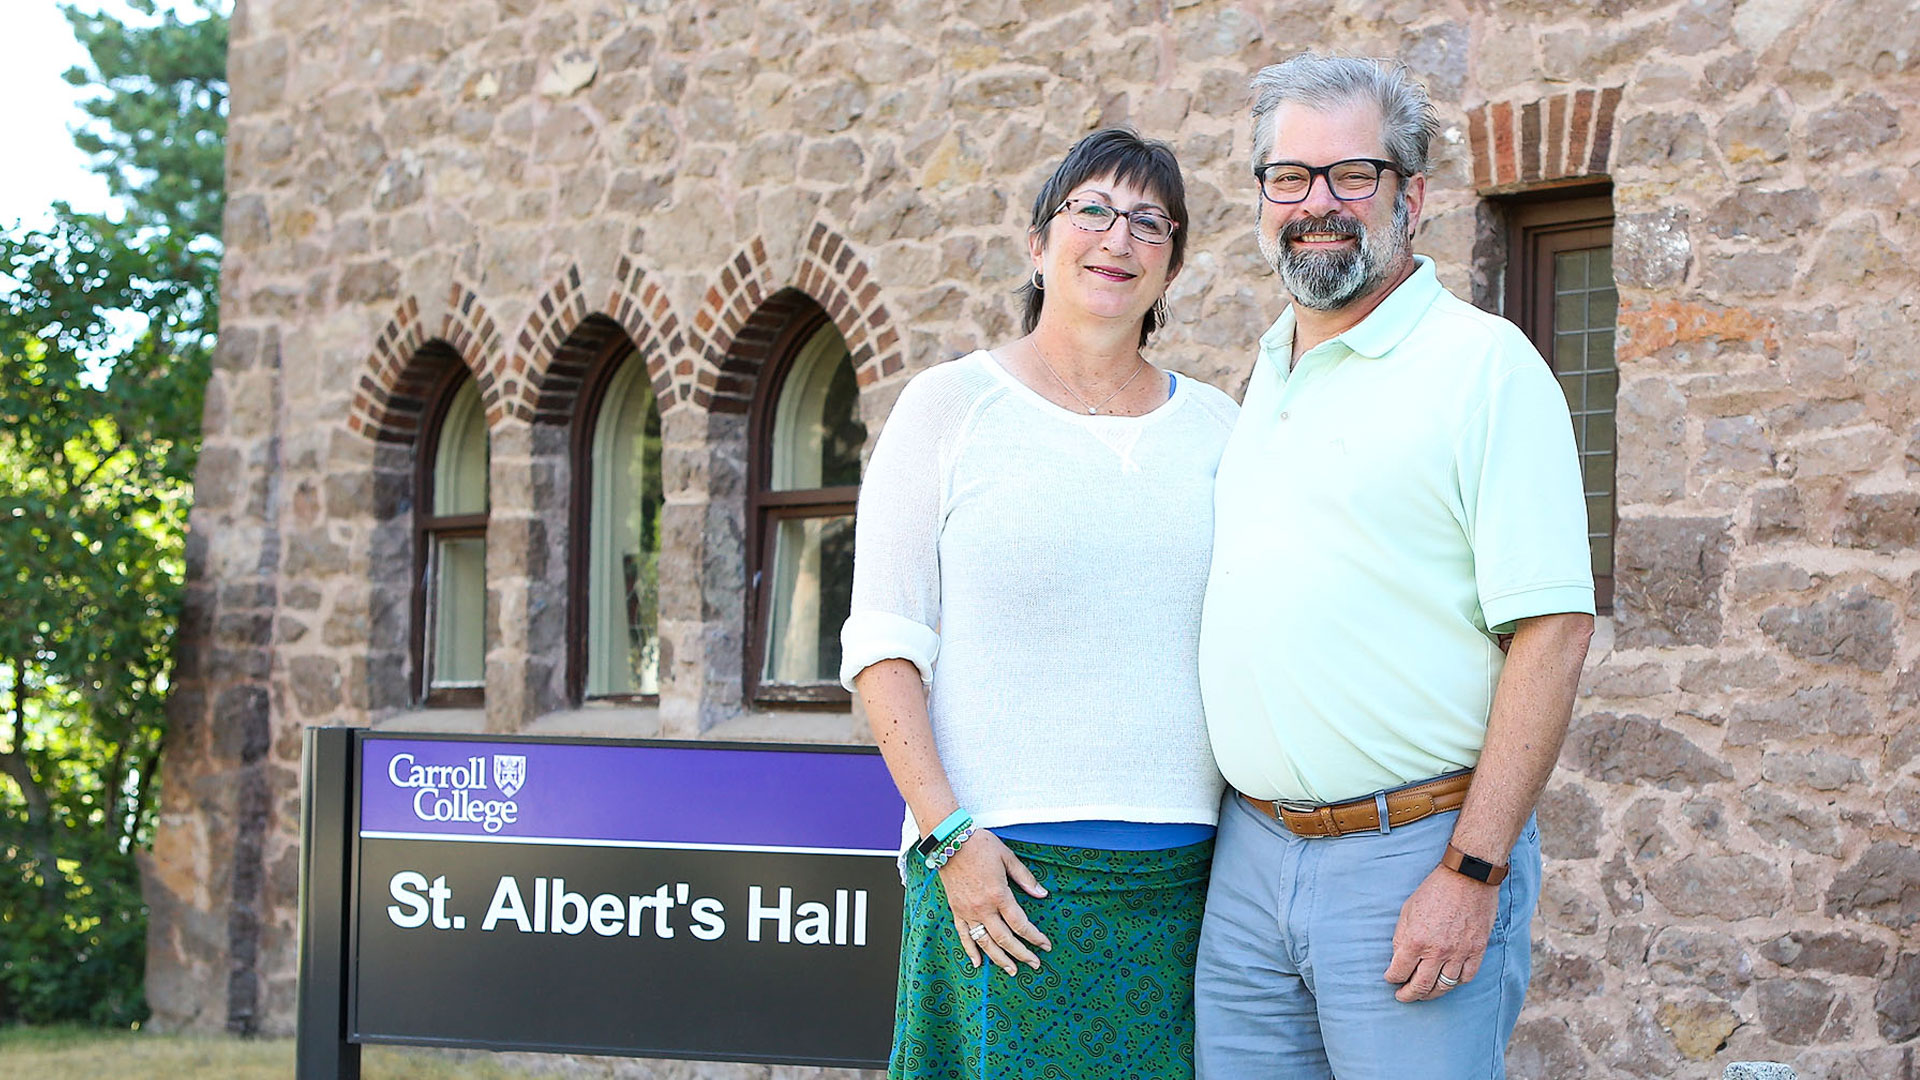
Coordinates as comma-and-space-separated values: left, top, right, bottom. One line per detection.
924, 822, 978, 870
914, 808, 974, 859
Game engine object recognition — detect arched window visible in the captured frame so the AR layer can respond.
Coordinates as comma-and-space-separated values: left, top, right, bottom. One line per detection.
415, 372, 489, 704
572, 344, 664, 700
747, 312, 866, 704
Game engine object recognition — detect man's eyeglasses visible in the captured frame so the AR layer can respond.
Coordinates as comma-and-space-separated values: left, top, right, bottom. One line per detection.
1049, 197, 1179, 245
1253, 158, 1403, 204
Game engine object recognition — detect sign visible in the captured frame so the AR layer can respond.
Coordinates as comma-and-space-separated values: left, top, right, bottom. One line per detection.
296, 729, 907, 1078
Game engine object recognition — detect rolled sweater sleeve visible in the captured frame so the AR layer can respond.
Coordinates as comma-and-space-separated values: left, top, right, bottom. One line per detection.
839, 369, 966, 688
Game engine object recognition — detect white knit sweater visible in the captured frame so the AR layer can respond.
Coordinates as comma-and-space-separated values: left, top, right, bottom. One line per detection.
840, 350, 1235, 833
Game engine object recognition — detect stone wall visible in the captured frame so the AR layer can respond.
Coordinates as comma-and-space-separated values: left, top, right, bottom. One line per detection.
146, 0, 1920, 1075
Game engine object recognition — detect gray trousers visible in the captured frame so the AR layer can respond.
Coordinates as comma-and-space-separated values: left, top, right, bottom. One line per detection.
1195, 791, 1540, 1079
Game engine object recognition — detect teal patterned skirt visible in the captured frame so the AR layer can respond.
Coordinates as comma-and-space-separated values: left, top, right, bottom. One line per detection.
890, 837, 1213, 1080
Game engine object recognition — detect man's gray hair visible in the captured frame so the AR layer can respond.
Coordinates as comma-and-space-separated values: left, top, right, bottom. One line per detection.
1249, 54, 1440, 176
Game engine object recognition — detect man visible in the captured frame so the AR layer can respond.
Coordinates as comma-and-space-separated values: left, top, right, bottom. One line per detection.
1194, 53, 1595, 1079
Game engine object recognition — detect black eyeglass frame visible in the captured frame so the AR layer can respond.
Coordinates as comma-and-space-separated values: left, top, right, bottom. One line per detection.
1046, 197, 1181, 245
1253, 157, 1405, 205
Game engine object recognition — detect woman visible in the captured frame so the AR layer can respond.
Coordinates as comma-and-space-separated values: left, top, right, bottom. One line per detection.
840, 128, 1237, 1079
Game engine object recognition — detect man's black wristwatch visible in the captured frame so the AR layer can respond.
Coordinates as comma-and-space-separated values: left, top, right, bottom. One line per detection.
1441, 843, 1509, 885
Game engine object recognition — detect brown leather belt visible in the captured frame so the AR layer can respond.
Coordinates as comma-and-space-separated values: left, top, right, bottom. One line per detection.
1240, 770, 1473, 838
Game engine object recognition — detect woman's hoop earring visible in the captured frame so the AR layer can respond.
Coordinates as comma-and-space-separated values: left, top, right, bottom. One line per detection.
1031, 269, 1045, 291
1152, 295, 1170, 325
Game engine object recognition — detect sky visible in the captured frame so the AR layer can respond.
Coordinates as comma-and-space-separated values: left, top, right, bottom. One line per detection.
0, 1, 214, 230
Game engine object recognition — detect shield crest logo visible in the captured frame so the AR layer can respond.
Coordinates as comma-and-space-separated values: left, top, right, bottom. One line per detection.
492, 755, 527, 798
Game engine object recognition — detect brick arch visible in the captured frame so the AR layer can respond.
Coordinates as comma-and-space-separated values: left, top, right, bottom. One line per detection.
348, 283, 510, 441
688, 225, 905, 413
520, 259, 685, 422
1467, 87, 1623, 195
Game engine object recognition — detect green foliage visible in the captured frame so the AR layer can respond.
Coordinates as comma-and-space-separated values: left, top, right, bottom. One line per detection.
0, 0, 227, 1029
63, 0, 228, 304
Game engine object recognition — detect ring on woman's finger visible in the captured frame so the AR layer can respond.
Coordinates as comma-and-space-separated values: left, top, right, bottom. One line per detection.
967, 923, 989, 941
1436, 971, 1460, 988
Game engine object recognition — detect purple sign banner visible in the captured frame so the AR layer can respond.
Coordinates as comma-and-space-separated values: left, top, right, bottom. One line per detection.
359, 737, 904, 856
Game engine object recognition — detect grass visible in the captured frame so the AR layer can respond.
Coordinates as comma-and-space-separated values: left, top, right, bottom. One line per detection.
0, 1025, 560, 1079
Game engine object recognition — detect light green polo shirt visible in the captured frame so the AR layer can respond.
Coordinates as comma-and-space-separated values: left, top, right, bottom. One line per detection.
1199, 257, 1594, 804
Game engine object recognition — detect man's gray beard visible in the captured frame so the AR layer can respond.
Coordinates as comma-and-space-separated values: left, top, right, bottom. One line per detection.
1261, 193, 1412, 312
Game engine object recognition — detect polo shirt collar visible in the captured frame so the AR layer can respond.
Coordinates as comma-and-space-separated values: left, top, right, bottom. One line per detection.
1256, 255, 1444, 371
1336, 255, 1443, 358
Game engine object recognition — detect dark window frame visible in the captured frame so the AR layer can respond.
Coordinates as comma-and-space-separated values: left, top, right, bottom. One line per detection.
412, 364, 488, 707
567, 335, 663, 706
745, 305, 859, 708
1506, 192, 1616, 613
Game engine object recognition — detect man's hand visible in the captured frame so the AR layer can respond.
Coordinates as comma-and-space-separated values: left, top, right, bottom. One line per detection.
1382, 865, 1500, 1002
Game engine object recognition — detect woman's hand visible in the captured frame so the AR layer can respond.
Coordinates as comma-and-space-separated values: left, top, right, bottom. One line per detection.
937, 830, 1052, 975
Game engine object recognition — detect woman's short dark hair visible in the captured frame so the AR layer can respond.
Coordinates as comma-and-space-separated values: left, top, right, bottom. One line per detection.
1018, 128, 1189, 348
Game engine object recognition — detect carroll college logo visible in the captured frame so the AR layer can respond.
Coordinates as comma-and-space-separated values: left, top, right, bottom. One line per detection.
387, 750, 524, 833
493, 754, 527, 798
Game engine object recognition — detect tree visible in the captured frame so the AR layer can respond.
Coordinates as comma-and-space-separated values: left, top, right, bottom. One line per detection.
0, 0, 226, 1026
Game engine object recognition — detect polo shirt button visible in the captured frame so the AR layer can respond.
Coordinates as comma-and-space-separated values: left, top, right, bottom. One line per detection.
1279, 411, 1290, 421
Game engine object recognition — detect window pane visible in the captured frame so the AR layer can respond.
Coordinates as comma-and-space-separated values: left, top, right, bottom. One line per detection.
1552, 242, 1617, 602
434, 379, 489, 515
761, 514, 855, 685
1555, 249, 1588, 291
771, 324, 868, 491
587, 361, 663, 697
429, 535, 486, 689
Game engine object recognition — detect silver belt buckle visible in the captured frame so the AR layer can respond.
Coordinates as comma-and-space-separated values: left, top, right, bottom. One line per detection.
1276, 799, 1323, 815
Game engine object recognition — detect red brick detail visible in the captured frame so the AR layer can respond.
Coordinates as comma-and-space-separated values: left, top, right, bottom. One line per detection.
348, 285, 509, 442
686, 225, 906, 415
1467, 88, 1623, 195
1467, 106, 1492, 190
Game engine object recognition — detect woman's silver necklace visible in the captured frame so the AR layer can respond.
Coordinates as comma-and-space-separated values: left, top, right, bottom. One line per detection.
1029, 339, 1148, 415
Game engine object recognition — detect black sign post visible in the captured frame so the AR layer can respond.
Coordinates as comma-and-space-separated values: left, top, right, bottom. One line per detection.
294, 728, 905, 1078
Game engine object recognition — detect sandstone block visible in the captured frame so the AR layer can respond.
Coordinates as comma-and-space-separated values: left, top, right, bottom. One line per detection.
1806, 94, 1900, 161
1649, 927, 1752, 998
287, 655, 344, 718
1614, 209, 1692, 288
1679, 652, 1778, 693
336, 260, 401, 305
1760, 750, 1866, 792
1667, 0, 1733, 53
1835, 490, 1920, 552
1584, 660, 1671, 698
1698, 415, 1774, 474
1538, 783, 1602, 859
1603, 851, 1646, 915
1889, 776, 1920, 833
1649, 853, 1786, 918
1532, 941, 1605, 998
1507, 1017, 1587, 1080
1616, 111, 1709, 167
1541, 873, 1602, 934
1877, 951, 1920, 1042
1758, 586, 1896, 671
1807, 217, 1906, 288
1757, 977, 1837, 1045
1742, 788, 1843, 856
1761, 931, 1889, 976
1564, 713, 1731, 789
1827, 841, 1920, 928
1655, 998, 1737, 1060
1747, 484, 1804, 542
1788, 0, 1920, 78
1707, 188, 1819, 243
1614, 515, 1732, 647
953, 71, 1044, 111
1716, 91, 1793, 172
